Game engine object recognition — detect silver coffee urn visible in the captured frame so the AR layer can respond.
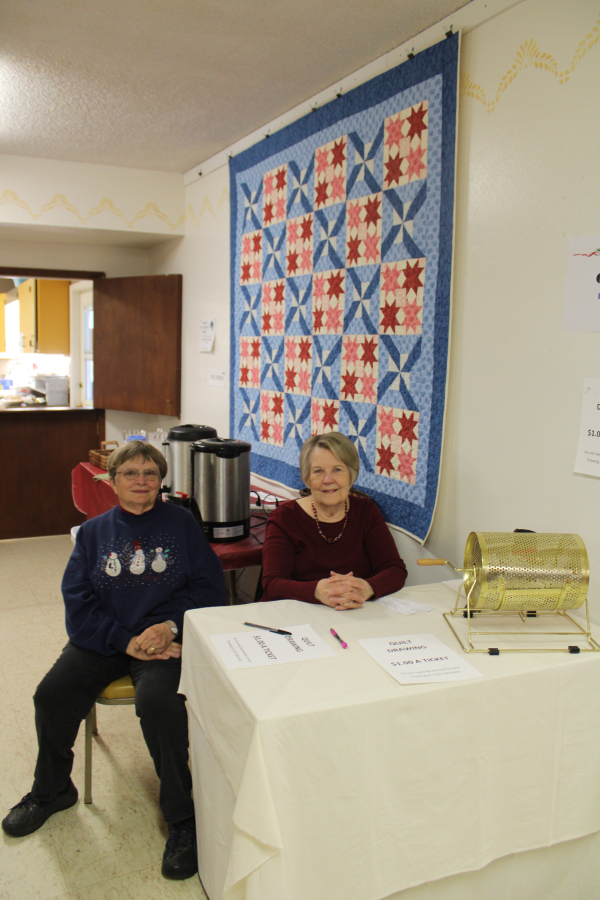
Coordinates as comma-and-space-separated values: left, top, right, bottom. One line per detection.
191, 438, 251, 541
162, 424, 218, 505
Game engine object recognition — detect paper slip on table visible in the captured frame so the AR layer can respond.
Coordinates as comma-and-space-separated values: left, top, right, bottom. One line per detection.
179, 582, 600, 900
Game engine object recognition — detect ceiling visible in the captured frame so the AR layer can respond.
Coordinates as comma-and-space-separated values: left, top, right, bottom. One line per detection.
1, 0, 471, 174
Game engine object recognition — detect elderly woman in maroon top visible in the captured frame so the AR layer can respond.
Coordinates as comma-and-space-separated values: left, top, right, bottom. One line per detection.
261, 433, 407, 609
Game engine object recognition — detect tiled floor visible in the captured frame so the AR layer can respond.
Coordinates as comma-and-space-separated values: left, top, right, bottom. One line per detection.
0, 535, 207, 900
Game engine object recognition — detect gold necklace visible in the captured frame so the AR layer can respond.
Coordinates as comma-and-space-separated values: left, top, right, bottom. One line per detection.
311, 499, 349, 544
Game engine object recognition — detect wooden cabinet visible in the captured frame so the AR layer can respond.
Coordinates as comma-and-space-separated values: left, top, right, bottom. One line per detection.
37, 280, 70, 354
17, 278, 70, 354
0, 407, 105, 539
17, 278, 36, 352
93, 275, 182, 416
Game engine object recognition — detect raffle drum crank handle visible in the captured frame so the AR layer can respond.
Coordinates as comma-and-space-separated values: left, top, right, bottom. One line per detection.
417, 559, 471, 572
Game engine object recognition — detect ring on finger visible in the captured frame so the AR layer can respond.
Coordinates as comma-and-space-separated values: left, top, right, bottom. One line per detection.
149, 646, 156, 654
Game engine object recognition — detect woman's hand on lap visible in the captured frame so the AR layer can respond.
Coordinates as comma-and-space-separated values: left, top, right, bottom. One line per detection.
137, 622, 174, 654
126, 623, 180, 660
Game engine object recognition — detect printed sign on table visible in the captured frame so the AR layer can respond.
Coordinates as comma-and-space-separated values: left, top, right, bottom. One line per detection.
210, 624, 336, 669
358, 632, 482, 684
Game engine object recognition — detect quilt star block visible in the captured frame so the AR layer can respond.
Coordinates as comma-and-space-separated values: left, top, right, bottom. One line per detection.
346, 193, 382, 267
263, 165, 287, 226
262, 280, 286, 335
286, 214, 313, 276
314, 136, 347, 209
340, 335, 379, 404
239, 336, 261, 388
311, 397, 340, 434
379, 259, 425, 335
376, 405, 419, 484
240, 230, 263, 285
285, 336, 313, 396
260, 390, 285, 446
312, 270, 345, 335
384, 101, 428, 188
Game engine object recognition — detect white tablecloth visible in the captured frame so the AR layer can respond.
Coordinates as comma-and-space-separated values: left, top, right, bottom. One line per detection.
179, 584, 600, 900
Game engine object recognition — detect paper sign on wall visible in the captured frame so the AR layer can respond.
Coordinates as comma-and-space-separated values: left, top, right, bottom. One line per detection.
574, 378, 600, 477
563, 236, 600, 332
358, 633, 482, 684
198, 319, 216, 352
208, 370, 226, 387
210, 624, 336, 669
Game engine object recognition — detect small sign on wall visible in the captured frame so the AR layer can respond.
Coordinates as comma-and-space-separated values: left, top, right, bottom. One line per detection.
563, 236, 600, 332
574, 378, 600, 478
208, 370, 226, 387
198, 319, 216, 352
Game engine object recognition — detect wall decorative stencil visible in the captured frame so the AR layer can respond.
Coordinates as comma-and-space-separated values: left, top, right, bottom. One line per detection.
229, 35, 459, 541
461, 11, 600, 110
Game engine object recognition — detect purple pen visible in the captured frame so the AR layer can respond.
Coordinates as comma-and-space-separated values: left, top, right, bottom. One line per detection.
330, 628, 348, 649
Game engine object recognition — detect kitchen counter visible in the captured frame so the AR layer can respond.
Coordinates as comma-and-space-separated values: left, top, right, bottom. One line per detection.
0, 407, 105, 539
0, 405, 86, 412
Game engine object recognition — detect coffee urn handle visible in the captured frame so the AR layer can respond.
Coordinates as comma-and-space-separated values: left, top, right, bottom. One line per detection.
162, 439, 171, 493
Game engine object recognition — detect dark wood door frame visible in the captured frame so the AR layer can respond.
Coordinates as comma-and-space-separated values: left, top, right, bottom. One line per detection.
0, 267, 105, 280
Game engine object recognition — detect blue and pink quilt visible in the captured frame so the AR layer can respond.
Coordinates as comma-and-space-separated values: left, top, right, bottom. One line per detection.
229, 35, 458, 541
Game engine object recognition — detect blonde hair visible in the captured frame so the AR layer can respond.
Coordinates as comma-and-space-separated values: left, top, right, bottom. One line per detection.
299, 433, 359, 486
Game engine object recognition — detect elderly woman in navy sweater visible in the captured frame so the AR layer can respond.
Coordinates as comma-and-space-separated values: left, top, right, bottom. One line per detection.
262, 432, 407, 607
2, 442, 225, 881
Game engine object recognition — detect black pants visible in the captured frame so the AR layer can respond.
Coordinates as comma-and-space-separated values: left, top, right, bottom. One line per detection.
32, 641, 193, 825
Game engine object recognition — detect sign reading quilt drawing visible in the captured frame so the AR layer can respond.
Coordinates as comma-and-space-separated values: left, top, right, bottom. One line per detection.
229, 34, 459, 541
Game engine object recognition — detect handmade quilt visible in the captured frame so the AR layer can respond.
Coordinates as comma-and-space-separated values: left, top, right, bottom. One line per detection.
229, 35, 458, 541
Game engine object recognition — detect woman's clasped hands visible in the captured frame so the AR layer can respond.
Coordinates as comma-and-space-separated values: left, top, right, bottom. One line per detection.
126, 622, 182, 661
315, 571, 374, 610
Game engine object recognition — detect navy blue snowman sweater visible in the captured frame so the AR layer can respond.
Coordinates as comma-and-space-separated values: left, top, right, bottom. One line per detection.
62, 500, 226, 656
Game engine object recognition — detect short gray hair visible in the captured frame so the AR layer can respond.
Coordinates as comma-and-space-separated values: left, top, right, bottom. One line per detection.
107, 441, 167, 480
299, 433, 359, 486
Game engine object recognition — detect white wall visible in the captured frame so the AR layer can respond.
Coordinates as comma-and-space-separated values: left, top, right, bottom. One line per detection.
148, 0, 600, 612
430, 0, 600, 605
149, 171, 231, 437
0, 155, 184, 237
0, 237, 151, 276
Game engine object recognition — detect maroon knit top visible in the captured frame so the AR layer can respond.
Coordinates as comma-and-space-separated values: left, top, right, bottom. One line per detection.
261, 494, 407, 604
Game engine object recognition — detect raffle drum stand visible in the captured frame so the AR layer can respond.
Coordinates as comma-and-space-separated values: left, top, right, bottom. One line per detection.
419, 532, 599, 654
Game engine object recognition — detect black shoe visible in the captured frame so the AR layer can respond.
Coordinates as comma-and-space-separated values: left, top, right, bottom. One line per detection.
2, 781, 78, 837
162, 819, 198, 880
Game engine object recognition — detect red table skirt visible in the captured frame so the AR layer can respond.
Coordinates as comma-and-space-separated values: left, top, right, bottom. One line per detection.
71, 462, 265, 571
72, 462, 118, 519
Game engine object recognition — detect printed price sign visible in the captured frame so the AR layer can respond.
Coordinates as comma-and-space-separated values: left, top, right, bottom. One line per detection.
574, 379, 600, 477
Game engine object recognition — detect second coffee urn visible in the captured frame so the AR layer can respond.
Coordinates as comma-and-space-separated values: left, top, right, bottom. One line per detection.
162, 424, 217, 503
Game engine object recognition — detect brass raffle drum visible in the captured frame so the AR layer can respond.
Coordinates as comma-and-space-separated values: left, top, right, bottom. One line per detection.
419, 532, 599, 654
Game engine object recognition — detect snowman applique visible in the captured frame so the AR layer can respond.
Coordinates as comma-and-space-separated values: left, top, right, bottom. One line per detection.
105, 552, 121, 577
151, 547, 167, 573
129, 541, 146, 575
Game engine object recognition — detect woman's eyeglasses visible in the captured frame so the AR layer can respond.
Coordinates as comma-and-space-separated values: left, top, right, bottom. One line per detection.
116, 469, 161, 482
